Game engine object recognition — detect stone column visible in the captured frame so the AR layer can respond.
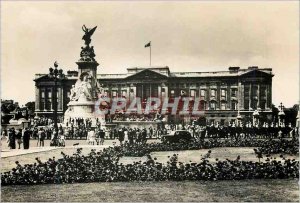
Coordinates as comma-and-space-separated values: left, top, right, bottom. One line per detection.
130, 85, 136, 99
240, 83, 244, 110
249, 83, 252, 110
257, 84, 260, 110
216, 84, 220, 110
41, 88, 45, 111
35, 86, 40, 111
58, 87, 62, 110
158, 86, 161, 99
61, 88, 64, 111
50, 88, 54, 111
164, 86, 168, 98
267, 84, 271, 110
127, 86, 130, 102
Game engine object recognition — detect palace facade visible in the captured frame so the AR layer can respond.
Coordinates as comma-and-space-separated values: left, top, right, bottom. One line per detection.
34, 65, 273, 125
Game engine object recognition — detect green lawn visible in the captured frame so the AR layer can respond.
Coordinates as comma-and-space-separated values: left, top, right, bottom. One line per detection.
1, 179, 299, 202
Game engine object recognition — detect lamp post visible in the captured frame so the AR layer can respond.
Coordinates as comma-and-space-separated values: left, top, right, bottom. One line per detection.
236, 110, 242, 126
296, 110, 300, 128
278, 102, 285, 127
253, 110, 259, 126
48, 61, 65, 133
236, 73, 242, 126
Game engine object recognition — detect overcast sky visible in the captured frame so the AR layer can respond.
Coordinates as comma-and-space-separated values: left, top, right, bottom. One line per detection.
1, 1, 299, 107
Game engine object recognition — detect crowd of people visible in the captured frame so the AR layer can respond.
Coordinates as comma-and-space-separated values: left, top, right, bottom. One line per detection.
1, 118, 299, 151
110, 113, 160, 122
179, 122, 299, 140
1, 147, 298, 186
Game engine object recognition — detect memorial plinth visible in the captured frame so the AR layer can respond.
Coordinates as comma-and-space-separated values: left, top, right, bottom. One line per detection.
63, 25, 105, 126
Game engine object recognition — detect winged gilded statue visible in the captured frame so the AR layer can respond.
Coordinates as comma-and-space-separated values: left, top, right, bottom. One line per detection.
82, 25, 97, 46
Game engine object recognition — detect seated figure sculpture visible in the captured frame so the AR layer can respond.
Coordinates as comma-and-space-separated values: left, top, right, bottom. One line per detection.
69, 72, 93, 102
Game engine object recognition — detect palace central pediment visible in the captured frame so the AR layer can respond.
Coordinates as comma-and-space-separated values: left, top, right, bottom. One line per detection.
239, 69, 274, 78
126, 69, 169, 80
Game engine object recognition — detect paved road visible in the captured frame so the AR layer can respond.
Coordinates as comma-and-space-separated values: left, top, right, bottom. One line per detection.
1, 138, 160, 158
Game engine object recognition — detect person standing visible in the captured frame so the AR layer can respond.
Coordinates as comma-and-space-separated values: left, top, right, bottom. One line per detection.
23, 128, 31, 149
99, 129, 105, 145
38, 128, 45, 147
128, 128, 134, 145
1, 129, 8, 140
8, 128, 16, 149
118, 128, 124, 146
142, 128, 147, 144
136, 129, 141, 145
124, 128, 128, 142
149, 127, 153, 139
16, 129, 23, 149
88, 128, 96, 145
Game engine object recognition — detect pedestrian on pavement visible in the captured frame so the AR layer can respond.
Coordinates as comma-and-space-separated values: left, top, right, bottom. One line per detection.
99, 129, 105, 145
23, 128, 31, 149
118, 128, 125, 146
38, 128, 45, 147
50, 129, 58, 147
88, 128, 96, 145
16, 129, 23, 149
7, 128, 16, 149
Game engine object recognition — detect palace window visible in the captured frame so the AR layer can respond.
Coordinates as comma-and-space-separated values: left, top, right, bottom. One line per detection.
41, 91, 45, 99
122, 90, 127, 98
260, 86, 266, 97
252, 100, 258, 110
221, 89, 226, 97
200, 89, 206, 97
231, 101, 237, 110
210, 101, 216, 110
244, 99, 249, 110
211, 89, 216, 97
260, 101, 266, 110
200, 101, 206, 110
40, 90, 45, 111
190, 89, 196, 97
46, 90, 52, 110
252, 86, 258, 97
231, 88, 237, 97
244, 86, 250, 95
221, 102, 226, 110
170, 90, 175, 97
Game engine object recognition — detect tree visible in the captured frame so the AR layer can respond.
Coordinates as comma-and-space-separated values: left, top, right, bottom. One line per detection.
1, 102, 18, 114
25, 101, 35, 114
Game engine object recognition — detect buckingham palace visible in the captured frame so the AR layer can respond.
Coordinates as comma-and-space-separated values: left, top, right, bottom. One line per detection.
34, 64, 273, 124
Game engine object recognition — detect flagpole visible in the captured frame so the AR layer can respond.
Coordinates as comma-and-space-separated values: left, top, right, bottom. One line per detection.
150, 42, 151, 67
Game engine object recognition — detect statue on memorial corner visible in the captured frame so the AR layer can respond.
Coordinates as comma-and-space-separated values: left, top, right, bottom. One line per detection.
69, 72, 93, 102
69, 85, 78, 101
